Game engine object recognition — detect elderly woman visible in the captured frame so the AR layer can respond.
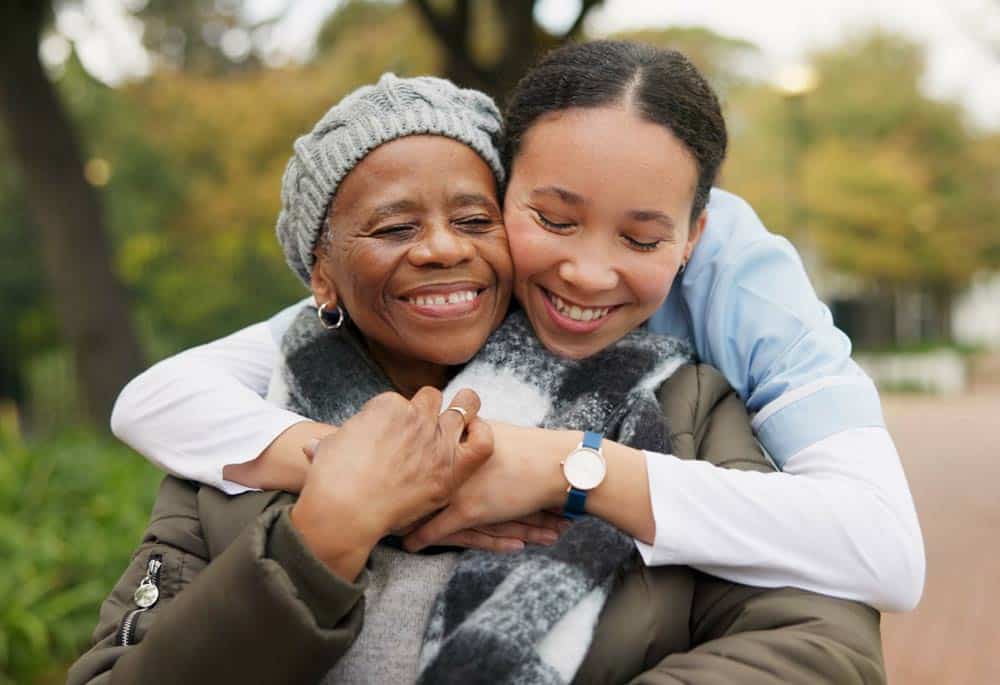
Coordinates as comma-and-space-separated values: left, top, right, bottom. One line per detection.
70, 74, 883, 684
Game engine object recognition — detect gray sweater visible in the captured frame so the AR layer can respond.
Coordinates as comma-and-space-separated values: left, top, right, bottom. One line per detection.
324, 545, 457, 684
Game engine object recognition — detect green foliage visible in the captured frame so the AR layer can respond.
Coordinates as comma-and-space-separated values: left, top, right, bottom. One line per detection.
0, 431, 161, 683
723, 32, 1000, 296
135, 0, 271, 74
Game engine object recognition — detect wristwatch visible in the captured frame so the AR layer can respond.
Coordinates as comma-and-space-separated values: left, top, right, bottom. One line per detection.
561, 431, 607, 519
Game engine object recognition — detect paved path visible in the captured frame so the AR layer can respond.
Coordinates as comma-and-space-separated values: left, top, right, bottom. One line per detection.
880, 389, 1000, 683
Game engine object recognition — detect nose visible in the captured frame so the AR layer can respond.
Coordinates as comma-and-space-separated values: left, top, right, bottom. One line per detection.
408, 221, 475, 268
557, 239, 619, 293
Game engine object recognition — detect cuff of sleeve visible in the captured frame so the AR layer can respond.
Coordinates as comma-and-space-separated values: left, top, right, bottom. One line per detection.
211, 411, 308, 495
753, 379, 885, 468
634, 538, 657, 565
266, 506, 366, 630
632, 450, 688, 566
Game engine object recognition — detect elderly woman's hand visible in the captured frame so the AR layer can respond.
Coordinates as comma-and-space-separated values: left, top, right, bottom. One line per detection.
290, 387, 490, 580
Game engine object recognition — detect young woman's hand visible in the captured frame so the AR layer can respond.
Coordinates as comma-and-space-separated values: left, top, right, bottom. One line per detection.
421, 513, 570, 552
290, 387, 491, 579
403, 422, 579, 552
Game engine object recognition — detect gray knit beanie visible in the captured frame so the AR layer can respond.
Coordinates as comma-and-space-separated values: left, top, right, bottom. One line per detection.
276, 73, 505, 286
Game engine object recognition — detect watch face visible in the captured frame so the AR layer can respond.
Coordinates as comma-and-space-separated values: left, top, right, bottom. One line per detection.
564, 448, 607, 490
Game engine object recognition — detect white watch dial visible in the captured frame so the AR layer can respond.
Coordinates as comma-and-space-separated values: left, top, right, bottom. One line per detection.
563, 448, 607, 490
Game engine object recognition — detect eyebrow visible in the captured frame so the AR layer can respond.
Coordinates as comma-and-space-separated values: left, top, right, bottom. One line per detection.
627, 209, 676, 230
365, 199, 421, 227
532, 186, 676, 231
451, 192, 498, 210
531, 186, 584, 205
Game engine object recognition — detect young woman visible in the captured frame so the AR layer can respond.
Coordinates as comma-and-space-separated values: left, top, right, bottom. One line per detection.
111, 41, 924, 612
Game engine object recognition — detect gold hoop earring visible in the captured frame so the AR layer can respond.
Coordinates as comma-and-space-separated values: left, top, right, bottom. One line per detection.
317, 302, 345, 330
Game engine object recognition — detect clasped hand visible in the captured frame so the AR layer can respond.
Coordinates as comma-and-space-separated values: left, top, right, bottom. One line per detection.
291, 387, 490, 564
291, 391, 569, 574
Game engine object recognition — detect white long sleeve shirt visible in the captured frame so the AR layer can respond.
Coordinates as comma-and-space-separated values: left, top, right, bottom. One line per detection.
111, 189, 925, 612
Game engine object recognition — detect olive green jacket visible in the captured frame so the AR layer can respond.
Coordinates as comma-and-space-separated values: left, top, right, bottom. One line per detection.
68, 364, 884, 684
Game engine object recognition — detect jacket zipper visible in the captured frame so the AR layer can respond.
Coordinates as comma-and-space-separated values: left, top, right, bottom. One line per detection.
116, 554, 162, 646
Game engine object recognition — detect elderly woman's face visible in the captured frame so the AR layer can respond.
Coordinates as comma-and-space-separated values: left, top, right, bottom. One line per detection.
312, 135, 512, 368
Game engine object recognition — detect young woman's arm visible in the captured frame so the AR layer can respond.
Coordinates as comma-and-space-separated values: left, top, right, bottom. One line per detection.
404, 189, 928, 613
110, 298, 325, 494
654, 189, 925, 611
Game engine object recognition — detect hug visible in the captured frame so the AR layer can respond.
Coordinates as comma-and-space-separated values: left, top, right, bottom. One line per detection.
70, 40, 921, 684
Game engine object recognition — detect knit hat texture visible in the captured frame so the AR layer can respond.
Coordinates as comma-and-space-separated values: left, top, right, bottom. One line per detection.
277, 73, 505, 285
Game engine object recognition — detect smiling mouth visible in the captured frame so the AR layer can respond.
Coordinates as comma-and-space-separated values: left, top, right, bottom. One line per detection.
406, 289, 479, 306
541, 287, 615, 323
397, 285, 487, 319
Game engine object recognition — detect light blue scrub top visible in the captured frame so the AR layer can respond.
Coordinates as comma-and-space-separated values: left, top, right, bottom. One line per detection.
646, 189, 885, 466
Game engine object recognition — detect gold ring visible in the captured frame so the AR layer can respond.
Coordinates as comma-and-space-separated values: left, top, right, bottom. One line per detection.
445, 405, 469, 424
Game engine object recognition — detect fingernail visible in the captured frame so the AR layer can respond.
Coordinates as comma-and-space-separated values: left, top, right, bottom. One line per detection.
540, 531, 559, 545
502, 540, 525, 552
306, 438, 320, 453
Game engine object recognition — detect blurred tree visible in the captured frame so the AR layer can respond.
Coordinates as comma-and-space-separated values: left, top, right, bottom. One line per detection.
725, 33, 1000, 340
408, 0, 603, 100
0, 1, 144, 425
118, 5, 445, 351
135, 0, 277, 74
0, 140, 47, 410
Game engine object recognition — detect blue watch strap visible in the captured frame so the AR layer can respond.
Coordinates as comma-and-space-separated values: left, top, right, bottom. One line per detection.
582, 431, 602, 449
563, 432, 604, 519
564, 487, 588, 519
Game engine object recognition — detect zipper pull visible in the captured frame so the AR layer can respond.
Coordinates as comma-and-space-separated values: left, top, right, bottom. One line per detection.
133, 557, 161, 608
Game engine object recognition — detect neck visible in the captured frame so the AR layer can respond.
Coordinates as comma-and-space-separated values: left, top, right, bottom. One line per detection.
365, 342, 453, 398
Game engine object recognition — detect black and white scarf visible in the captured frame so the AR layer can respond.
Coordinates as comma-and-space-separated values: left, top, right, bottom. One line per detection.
270, 306, 692, 684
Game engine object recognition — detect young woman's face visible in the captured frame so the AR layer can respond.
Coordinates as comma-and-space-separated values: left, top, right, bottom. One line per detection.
312, 135, 512, 368
504, 106, 706, 359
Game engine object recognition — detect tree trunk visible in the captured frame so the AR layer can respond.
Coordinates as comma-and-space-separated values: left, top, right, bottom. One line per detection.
411, 0, 601, 103
930, 287, 955, 343
0, 2, 145, 425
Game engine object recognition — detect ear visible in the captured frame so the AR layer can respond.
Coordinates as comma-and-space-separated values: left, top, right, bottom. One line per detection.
309, 254, 338, 310
685, 209, 708, 262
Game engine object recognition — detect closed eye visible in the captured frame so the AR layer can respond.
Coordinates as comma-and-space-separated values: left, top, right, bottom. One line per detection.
623, 235, 663, 251
455, 215, 496, 232
371, 224, 417, 239
532, 208, 574, 230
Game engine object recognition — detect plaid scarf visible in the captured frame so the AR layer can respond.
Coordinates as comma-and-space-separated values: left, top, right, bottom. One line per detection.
271, 306, 691, 684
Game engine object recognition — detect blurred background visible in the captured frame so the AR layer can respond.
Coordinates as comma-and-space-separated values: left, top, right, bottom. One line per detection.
0, 0, 997, 682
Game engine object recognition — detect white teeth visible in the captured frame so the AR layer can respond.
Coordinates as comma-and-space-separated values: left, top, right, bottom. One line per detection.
446, 290, 477, 304
547, 291, 610, 322
408, 290, 478, 307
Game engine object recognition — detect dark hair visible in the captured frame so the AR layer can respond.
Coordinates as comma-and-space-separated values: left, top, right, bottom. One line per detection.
503, 40, 727, 222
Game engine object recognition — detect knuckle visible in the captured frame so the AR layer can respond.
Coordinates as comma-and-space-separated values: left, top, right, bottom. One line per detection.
428, 482, 450, 508
370, 391, 405, 412
416, 386, 443, 409
455, 388, 481, 412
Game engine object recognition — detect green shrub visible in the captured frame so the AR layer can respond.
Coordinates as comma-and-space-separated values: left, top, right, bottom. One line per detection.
0, 431, 161, 684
